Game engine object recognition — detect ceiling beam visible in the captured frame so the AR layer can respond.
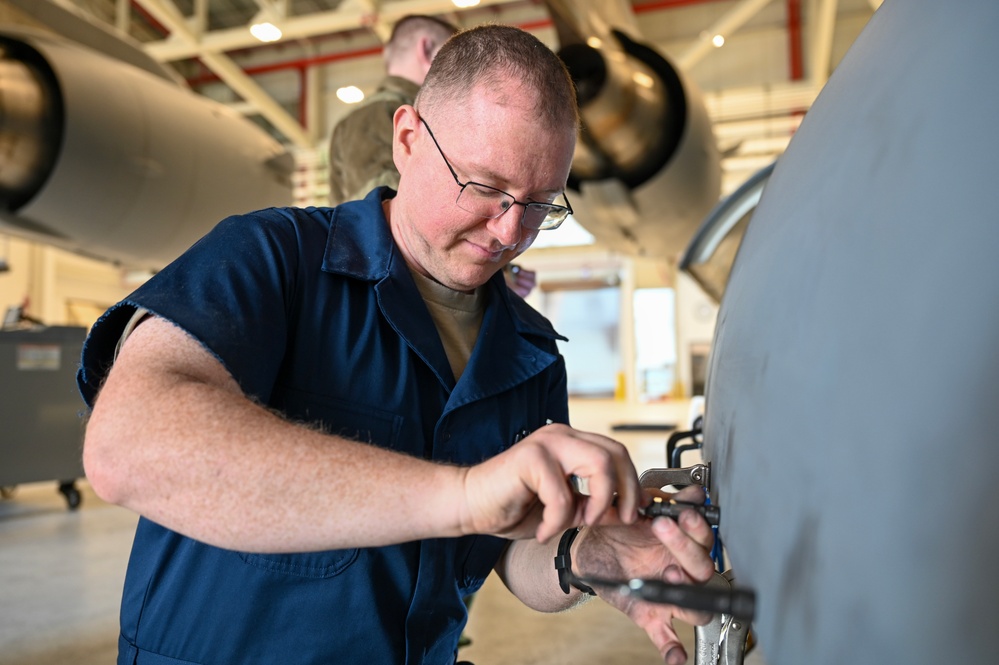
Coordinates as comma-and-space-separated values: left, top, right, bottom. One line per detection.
133, 0, 312, 147
116, 0, 131, 33
677, 0, 774, 70
809, 0, 838, 87
142, 0, 515, 63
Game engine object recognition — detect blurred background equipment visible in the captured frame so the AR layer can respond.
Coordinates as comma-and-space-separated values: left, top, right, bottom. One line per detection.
0, 315, 87, 509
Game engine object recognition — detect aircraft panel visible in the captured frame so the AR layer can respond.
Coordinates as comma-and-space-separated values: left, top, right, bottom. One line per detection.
704, 1, 999, 662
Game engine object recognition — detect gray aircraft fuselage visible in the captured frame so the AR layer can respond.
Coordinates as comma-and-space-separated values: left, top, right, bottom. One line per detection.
704, 1, 999, 663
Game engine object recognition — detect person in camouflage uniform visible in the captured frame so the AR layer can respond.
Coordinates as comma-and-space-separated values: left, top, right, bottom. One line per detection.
328, 15, 457, 206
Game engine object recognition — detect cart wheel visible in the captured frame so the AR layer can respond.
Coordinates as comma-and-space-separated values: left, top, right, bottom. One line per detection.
58, 481, 81, 511
0, 486, 16, 500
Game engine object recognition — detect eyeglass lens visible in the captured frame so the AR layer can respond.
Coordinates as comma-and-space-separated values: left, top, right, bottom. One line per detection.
457, 184, 569, 230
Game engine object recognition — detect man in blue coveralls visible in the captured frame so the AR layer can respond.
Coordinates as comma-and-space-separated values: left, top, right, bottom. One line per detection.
78, 24, 714, 665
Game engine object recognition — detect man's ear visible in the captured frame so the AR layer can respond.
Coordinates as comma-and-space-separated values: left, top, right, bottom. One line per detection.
418, 36, 436, 68
392, 104, 419, 173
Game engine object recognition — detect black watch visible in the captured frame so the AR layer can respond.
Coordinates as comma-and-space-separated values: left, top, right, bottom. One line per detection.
553, 527, 596, 595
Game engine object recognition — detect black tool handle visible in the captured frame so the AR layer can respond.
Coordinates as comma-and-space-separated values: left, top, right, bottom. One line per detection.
631, 580, 755, 621
643, 500, 721, 526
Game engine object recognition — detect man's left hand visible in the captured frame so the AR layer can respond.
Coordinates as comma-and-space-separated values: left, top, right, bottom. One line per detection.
574, 485, 716, 665
505, 264, 537, 298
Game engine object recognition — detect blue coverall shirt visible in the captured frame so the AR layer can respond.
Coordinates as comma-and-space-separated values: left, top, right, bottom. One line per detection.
78, 188, 570, 665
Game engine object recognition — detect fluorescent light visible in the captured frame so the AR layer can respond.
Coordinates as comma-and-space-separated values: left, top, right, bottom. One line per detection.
452, 0, 480, 7
250, 21, 282, 43
336, 86, 365, 104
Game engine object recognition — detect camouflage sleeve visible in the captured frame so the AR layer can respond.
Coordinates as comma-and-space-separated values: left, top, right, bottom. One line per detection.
328, 98, 401, 205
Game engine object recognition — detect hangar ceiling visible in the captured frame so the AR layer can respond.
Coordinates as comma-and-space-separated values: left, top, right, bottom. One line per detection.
0, 0, 883, 195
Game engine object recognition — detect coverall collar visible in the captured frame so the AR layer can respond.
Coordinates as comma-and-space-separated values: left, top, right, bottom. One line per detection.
321, 187, 567, 401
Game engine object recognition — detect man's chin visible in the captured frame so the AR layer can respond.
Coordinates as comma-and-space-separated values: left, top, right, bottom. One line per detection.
450, 267, 499, 292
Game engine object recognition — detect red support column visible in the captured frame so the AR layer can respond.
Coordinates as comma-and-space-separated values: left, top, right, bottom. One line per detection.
787, 0, 804, 80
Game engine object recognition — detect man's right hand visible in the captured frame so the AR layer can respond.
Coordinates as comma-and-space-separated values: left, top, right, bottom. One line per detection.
458, 423, 643, 544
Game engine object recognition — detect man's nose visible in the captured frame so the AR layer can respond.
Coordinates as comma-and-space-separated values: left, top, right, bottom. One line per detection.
487, 203, 525, 249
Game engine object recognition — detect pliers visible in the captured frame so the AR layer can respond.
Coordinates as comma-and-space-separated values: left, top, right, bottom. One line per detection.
694, 571, 753, 665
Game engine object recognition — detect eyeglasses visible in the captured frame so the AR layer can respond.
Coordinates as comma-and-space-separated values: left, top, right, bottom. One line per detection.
420, 117, 573, 231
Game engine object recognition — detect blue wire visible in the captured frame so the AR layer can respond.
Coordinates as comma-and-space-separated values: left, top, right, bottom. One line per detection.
704, 490, 725, 571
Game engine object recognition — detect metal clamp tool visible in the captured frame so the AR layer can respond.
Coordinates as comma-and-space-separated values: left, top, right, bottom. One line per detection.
639, 463, 711, 491
694, 571, 753, 665
639, 464, 718, 524
637, 465, 752, 662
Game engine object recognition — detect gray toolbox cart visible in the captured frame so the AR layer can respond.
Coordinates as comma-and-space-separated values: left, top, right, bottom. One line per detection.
0, 325, 87, 509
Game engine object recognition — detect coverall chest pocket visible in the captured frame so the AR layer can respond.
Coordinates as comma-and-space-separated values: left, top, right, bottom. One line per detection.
239, 549, 359, 578
240, 389, 404, 576
272, 386, 405, 448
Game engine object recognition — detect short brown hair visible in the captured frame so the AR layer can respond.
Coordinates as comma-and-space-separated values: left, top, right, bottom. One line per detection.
415, 24, 579, 132
384, 15, 458, 65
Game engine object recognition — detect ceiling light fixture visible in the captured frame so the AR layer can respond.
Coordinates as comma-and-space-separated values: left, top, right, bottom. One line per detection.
250, 5, 284, 43
337, 86, 365, 104
250, 20, 282, 43
452, 0, 480, 8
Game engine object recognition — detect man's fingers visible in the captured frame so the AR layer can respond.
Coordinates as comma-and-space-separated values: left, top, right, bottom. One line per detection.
642, 618, 688, 665
611, 446, 641, 523
679, 506, 716, 551
673, 605, 714, 627
526, 449, 576, 542
650, 485, 714, 551
672, 484, 706, 504
651, 516, 716, 583
547, 426, 641, 524
462, 423, 643, 541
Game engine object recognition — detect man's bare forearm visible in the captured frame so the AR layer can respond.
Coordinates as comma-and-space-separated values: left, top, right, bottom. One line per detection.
495, 537, 590, 613
84, 315, 468, 553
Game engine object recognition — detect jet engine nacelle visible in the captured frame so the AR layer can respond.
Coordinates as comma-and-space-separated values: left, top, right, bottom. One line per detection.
558, 29, 721, 261
0, 27, 293, 269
